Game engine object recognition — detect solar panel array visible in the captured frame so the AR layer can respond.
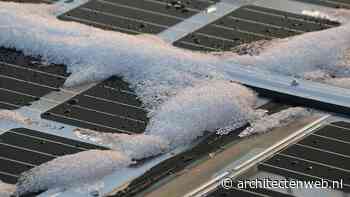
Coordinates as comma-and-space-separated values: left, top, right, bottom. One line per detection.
0, 128, 108, 184
293, 0, 350, 9
0, 0, 56, 3
173, 5, 340, 51
210, 184, 295, 197
0, 48, 69, 110
210, 122, 350, 196
58, 0, 220, 35
0, 47, 149, 134
42, 76, 148, 134
110, 102, 292, 197
259, 121, 350, 193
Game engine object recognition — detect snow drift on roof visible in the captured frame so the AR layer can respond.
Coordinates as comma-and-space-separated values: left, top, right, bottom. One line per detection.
74, 128, 170, 160
302, 9, 350, 24
225, 23, 350, 79
146, 80, 257, 147
15, 150, 132, 196
239, 107, 313, 137
74, 81, 256, 156
0, 2, 349, 194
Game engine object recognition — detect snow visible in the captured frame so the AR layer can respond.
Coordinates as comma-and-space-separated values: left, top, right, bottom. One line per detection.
74, 128, 170, 160
0, 110, 32, 125
302, 9, 350, 24
146, 80, 257, 147
74, 81, 256, 154
239, 107, 313, 137
0, 2, 349, 195
221, 9, 350, 83
0, 181, 15, 197
15, 150, 132, 196
0, 3, 349, 107
225, 24, 350, 79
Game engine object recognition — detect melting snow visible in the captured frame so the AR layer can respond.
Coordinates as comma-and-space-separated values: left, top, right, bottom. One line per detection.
146, 80, 257, 147
15, 150, 132, 196
0, 110, 32, 125
302, 9, 350, 24
75, 128, 170, 160
0, 181, 15, 197
239, 107, 313, 137
225, 24, 350, 79
74, 81, 256, 155
0, 2, 349, 195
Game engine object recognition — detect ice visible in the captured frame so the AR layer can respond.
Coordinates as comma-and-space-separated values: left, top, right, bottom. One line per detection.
15, 150, 132, 196
239, 107, 313, 137
0, 181, 15, 197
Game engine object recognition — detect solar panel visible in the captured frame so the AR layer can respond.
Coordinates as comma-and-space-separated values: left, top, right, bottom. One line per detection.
292, 0, 350, 9
209, 121, 350, 196
173, 5, 340, 51
0, 48, 69, 110
210, 183, 295, 197
58, 0, 220, 35
42, 76, 148, 134
0, 0, 56, 3
258, 121, 350, 193
109, 101, 292, 197
0, 128, 107, 184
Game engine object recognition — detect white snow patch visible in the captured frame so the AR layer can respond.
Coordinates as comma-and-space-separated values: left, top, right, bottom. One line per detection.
239, 107, 313, 137
225, 24, 350, 78
302, 9, 350, 24
15, 150, 132, 196
221, 9, 350, 80
74, 128, 170, 160
146, 81, 257, 147
0, 3, 349, 194
302, 10, 335, 21
74, 81, 257, 153
0, 110, 32, 125
0, 181, 15, 197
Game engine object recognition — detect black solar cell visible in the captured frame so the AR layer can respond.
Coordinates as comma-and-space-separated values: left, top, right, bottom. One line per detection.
258, 122, 350, 193
314, 125, 350, 144
332, 121, 350, 128
42, 76, 148, 134
209, 183, 295, 197
110, 102, 298, 197
0, 48, 68, 110
263, 154, 350, 185
210, 187, 265, 197
292, 0, 350, 9
298, 134, 350, 157
58, 0, 219, 35
281, 144, 350, 171
258, 163, 350, 193
0, 128, 107, 184
174, 5, 340, 51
